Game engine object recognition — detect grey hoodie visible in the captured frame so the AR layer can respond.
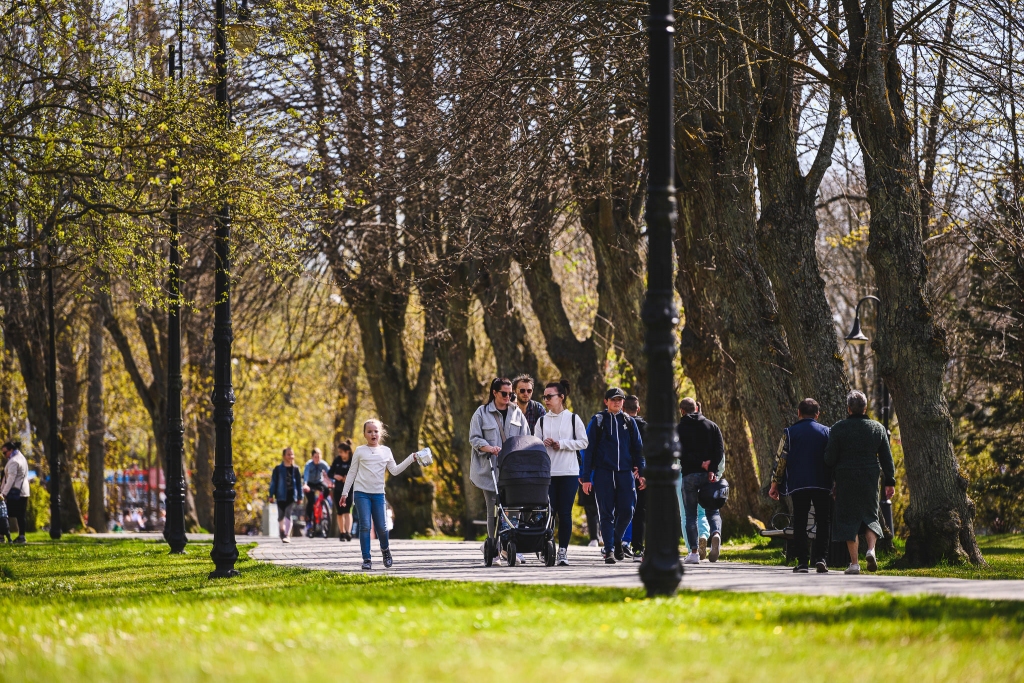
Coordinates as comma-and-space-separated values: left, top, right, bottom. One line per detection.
468, 401, 530, 491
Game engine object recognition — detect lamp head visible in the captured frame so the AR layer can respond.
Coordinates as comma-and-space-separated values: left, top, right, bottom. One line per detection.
227, 0, 258, 57
845, 315, 869, 345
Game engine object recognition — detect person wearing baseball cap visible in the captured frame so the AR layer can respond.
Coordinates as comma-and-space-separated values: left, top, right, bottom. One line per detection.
580, 387, 645, 564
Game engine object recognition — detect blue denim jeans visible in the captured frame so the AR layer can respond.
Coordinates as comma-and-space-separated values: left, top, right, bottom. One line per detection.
676, 479, 711, 551
681, 473, 721, 551
353, 492, 389, 561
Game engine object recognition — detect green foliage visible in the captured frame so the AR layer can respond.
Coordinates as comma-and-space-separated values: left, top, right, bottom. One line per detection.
0, 539, 1022, 681
25, 481, 49, 533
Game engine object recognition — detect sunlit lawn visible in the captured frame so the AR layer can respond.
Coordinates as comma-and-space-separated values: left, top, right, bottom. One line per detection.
724, 532, 1024, 579
0, 537, 1022, 682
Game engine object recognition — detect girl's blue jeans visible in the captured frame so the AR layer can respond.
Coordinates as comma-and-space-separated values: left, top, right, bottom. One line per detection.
353, 492, 389, 561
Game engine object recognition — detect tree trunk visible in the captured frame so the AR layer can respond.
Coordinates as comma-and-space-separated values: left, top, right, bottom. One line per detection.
349, 289, 436, 538
438, 263, 485, 539
520, 217, 612, 416
57, 334, 85, 531
675, 189, 774, 528
753, 15, 849, 425
674, 18, 801, 486
841, 0, 982, 565
477, 261, 539, 382
87, 302, 107, 531
333, 346, 360, 444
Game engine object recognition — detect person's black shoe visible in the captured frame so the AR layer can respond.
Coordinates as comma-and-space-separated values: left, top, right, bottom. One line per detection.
793, 563, 809, 573
614, 544, 624, 561
382, 548, 393, 568
604, 550, 616, 565
815, 560, 829, 574
12, 536, 25, 545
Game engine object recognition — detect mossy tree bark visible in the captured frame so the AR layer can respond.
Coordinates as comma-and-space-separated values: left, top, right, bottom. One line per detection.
838, 0, 983, 565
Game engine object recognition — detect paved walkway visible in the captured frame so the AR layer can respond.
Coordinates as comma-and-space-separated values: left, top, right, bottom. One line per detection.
250, 538, 1024, 601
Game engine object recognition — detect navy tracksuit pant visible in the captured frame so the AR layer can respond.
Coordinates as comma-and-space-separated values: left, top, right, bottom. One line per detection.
593, 469, 636, 550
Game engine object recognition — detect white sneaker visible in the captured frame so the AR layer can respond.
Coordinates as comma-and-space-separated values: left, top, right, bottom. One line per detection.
845, 563, 861, 575
708, 533, 721, 562
588, 539, 599, 547
557, 547, 569, 566
517, 553, 526, 565
866, 551, 878, 572
698, 536, 707, 560
281, 536, 291, 544
683, 552, 701, 565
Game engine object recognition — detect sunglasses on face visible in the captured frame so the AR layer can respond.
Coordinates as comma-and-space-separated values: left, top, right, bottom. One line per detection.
518, 388, 533, 394
497, 390, 511, 398
542, 394, 559, 401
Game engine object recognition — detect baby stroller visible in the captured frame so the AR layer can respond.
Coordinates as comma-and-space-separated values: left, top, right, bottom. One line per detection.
483, 435, 556, 567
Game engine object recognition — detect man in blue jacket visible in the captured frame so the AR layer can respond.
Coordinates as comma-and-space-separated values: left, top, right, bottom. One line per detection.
269, 447, 303, 542
769, 398, 833, 573
580, 387, 644, 564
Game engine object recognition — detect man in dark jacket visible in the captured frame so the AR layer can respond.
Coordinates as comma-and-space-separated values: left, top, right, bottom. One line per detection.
621, 395, 648, 561
769, 398, 833, 573
580, 387, 645, 564
269, 447, 303, 542
676, 397, 725, 564
825, 390, 896, 575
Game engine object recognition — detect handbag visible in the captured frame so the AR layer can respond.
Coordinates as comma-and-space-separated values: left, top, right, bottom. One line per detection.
697, 477, 730, 511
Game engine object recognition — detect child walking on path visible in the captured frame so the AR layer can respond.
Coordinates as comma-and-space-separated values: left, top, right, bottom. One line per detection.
339, 419, 418, 570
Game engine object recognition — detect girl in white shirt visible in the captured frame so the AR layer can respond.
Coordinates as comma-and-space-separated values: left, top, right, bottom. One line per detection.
339, 419, 417, 570
534, 380, 589, 566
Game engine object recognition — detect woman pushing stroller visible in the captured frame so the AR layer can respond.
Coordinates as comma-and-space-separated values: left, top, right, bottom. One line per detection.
469, 378, 530, 564
339, 419, 419, 570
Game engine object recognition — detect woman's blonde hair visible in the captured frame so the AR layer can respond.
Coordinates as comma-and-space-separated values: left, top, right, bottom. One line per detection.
311, 447, 322, 457
362, 418, 388, 440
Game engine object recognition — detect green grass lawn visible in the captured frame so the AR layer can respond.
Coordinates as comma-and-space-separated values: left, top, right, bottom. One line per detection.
0, 538, 1022, 682
724, 533, 1024, 579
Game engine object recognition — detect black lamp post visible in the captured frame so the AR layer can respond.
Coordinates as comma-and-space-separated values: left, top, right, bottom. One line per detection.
843, 295, 895, 538
163, 44, 188, 555
638, 0, 683, 597
46, 246, 61, 540
208, 0, 245, 578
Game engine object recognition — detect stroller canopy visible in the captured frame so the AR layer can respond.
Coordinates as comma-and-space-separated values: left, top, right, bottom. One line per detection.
497, 435, 551, 488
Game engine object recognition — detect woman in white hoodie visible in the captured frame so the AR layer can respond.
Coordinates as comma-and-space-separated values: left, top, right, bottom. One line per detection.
534, 380, 588, 566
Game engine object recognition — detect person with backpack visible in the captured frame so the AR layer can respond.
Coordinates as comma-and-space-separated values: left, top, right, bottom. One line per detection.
269, 447, 303, 543
0, 441, 28, 544
769, 398, 834, 573
677, 397, 725, 564
580, 387, 645, 564
621, 395, 648, 561
535, 379, 589, 566
512, 374, 546, 434
469, 377, 531, 563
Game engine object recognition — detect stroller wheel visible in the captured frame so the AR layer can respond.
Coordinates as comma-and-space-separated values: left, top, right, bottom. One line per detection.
483, 539, 494, 567
545, 540, 556, 567
507, 542, 517, 566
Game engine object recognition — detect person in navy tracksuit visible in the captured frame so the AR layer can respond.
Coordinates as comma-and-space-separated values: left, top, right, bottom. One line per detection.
580, 387, 645, 564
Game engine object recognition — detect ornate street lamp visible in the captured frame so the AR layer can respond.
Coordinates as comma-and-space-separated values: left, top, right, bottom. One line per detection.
638, 0, 683, 597
208, 0, 254, 579
843, 295, 895, 538
163, 44, 188, 555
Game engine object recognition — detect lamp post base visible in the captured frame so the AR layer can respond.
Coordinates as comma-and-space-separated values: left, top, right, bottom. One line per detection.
639, 557, 684, 597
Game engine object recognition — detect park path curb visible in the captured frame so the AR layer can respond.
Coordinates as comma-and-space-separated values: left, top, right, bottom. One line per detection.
249, 538, 1024, 601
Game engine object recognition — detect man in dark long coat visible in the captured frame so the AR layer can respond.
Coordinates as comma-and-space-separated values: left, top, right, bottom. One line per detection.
824, 390, 896, 574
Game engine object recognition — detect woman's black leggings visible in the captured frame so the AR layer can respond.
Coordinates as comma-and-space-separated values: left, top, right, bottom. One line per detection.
7, 496, 27, 538
549, 476, 579, 548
